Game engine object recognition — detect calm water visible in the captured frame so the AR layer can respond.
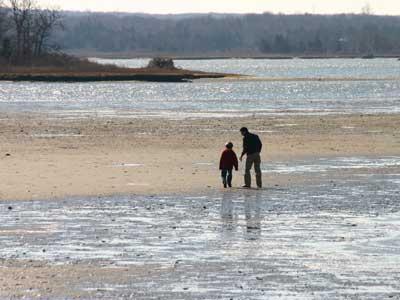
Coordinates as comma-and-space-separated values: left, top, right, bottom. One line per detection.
0, 58, 399, 118
98, 57, 400, 79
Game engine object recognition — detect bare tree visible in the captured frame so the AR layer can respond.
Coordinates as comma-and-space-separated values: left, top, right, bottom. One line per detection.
361, 2, 373, 15
7, 0, 62, 63
0, 0, 13, 62
8, 0, 37, 62
32, 8, 62, 56
0, 0, 6, 37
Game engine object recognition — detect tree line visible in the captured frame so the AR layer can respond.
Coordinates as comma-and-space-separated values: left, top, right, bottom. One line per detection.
1, 4, 400, 62
56, 12, 400, 56
0, 0, 62, 65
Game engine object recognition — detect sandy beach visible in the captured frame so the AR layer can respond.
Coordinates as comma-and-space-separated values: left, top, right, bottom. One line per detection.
1, 112, 399, 201
1, 112, 400, 299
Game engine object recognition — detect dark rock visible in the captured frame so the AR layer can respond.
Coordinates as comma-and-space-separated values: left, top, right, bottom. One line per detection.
5, 153, 11, 157
174, 260, 182, 268
8, 206, 12, 210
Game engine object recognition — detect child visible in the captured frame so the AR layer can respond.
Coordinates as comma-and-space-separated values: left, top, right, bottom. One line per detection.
219, 142, 239, 188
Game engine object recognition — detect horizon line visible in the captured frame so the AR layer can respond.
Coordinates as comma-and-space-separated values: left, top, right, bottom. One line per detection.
60, 9, 400, 17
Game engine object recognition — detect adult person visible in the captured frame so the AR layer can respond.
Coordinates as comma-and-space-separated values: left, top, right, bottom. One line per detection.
239, 127, 263, 188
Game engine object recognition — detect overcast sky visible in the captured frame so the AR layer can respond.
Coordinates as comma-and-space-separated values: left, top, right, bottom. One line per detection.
39, 0, 400, 15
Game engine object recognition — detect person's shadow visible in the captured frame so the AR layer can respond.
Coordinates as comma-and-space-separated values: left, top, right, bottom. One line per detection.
221, 191, 263, 240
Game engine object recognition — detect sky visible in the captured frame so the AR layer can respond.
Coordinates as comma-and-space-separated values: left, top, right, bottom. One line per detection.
39, 0, 400, 15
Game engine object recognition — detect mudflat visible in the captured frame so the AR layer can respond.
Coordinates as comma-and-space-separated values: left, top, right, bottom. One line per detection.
1, 112, 399, 201
0, 174, 399, 298
1, 112, 400, 299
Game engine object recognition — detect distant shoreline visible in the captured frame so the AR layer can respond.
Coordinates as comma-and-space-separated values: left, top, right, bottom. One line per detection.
80, 53, 400, 60
0, 69, 239, 83
175, 55, 400, 60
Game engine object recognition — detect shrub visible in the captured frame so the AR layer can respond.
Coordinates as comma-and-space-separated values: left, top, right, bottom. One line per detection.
147, 57, 176, 70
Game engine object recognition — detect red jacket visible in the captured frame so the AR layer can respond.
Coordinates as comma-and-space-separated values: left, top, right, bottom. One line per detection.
219, 149, 239, 170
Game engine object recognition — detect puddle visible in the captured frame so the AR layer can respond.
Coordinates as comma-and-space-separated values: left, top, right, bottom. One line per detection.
0, 169, 399, 299
263, 156, 400, 174
194, 162, 214, 166
127, 183, 150, 186
31, 133, 85, 138
258, 130, 276, 133
274, 124, 298, 127
112, 163, 144, 168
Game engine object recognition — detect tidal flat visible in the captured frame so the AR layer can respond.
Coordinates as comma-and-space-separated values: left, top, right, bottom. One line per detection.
0, 157, 399, 299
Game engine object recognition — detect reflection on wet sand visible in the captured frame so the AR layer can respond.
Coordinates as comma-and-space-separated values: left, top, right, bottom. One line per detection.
221, 191, 262, 237
1, 171, 400, 298
244, 192, 262, 234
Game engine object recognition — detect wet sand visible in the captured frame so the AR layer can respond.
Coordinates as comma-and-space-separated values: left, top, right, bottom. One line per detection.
1, 112, 400, 299
0, 169, 399, 299
1, 113, 399, 201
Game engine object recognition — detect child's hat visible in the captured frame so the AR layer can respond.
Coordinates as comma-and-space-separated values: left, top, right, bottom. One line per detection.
225, 142, 234, 149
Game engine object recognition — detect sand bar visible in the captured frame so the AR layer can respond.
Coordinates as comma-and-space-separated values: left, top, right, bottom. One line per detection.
1, 112, 399, 201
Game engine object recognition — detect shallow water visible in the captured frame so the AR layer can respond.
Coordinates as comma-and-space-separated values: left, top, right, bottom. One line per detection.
263, 156, 400, 174
1, 160, 399, 299
97, 58, 400, 79
1, 58, 400, 118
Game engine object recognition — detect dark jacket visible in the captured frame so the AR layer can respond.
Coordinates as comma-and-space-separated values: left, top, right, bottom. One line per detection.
220, 149, 239, 170
242, 133, 262, 156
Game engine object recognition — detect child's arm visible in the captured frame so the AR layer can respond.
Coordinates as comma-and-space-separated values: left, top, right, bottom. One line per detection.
233, 153, 239, 171
219, 153, 224, 170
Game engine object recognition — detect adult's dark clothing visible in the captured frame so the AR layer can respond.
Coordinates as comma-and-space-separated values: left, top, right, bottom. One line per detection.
245, 153, 262, 188
242, 133, 263, 157
242, 132, 263, 188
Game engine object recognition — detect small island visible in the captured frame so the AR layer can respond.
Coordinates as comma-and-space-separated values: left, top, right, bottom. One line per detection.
0, 3, 236, 83
0, 55, 237, 83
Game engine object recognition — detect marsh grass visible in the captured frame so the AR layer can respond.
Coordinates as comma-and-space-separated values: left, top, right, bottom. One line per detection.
0, 53, 233, 81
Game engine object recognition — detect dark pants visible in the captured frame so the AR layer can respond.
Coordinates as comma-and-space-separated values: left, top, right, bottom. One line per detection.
245, 153, 262, 188
221, 169, 233, 187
